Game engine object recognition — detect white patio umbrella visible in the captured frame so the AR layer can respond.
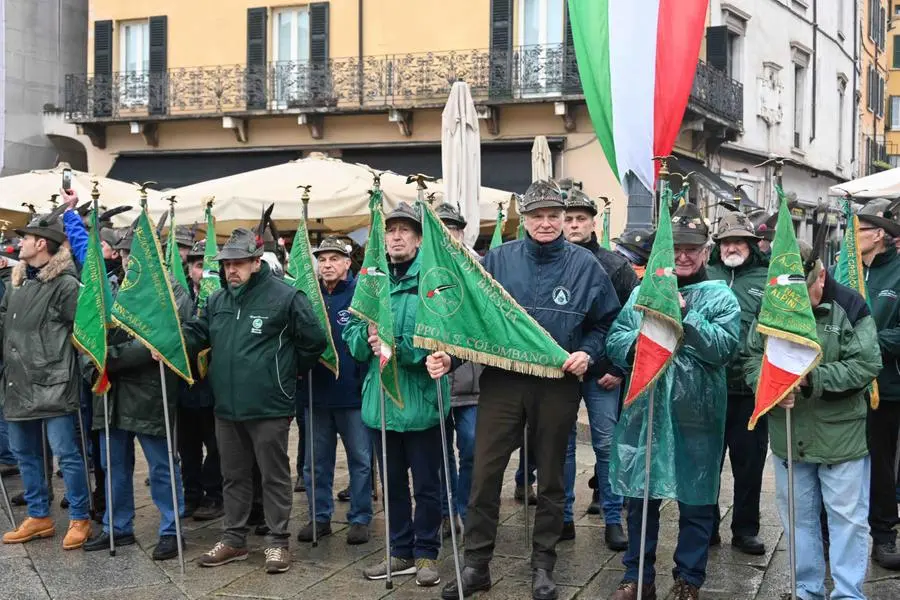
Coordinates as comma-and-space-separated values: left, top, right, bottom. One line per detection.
442, 81, 482, 247
531, 136, 553, 182
828, 167, 900, 199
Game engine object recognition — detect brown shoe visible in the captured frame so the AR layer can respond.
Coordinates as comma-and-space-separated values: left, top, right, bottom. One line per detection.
672, 578, 699, 600
2, 517, 55, 544
197, 541, 249, 567
63, 519, 92, 550
611, 580, 657, 600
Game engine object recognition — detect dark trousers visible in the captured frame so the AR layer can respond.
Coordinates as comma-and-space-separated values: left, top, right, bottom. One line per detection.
371, 425, 442, 560
868, 402, 900, 544
714, 394, 767, 537
464, 369, 580, 571
178, 405, 222, 504
295, 405, 306, 475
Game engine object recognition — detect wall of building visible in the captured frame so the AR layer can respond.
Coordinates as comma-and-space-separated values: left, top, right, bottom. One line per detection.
859, 0, 889, 172
3, 0, 88, 175
886, 17, 900, 163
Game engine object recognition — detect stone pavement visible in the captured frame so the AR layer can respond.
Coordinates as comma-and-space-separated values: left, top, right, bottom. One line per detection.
0, 423, 899, 600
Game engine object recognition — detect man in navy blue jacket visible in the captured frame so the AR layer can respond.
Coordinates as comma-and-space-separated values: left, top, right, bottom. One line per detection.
295, 236, 371, 545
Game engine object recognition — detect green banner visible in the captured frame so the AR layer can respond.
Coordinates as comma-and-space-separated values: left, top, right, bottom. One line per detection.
634, 186, 682, 328
197, 205, 220, 312
165, 211, 190, 292
490, 208, 504, 249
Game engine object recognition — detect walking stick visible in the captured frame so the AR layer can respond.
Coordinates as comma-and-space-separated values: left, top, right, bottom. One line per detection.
307, 373, 318, 546
523, 425, 530, 553
158, 362, 185, 574
0, 470, 16, 529
785, 408, 798, 600
103, 392, 116, 555
436, 382, 464, 599
76, 403, 96, 516
636, 384, 656, 600
379, 384, 392, 589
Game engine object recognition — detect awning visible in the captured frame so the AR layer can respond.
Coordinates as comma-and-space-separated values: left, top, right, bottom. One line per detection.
671, 155, 757, 209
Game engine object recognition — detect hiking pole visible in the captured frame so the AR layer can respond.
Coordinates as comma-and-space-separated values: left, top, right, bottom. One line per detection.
436, 382, 464, 599
379, 384, 393, 589
159, 362, 185, 574
103, 392, 116, 555
76, 403, 96, 516
308, 372, 318, 547
523, 425, 531, 554
636, 384, 656, 600
785, 408, 797, 600
0, 469, 16, 529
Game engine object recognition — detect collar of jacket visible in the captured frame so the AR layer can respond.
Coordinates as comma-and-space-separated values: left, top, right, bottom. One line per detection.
870, 246, 898, 268
391, 252, 421, 290
321, 272, 355, 295
11, 247, 74, 288
580, 233, 602, 255
708, 242, 768, 273
524, 233, 566, 264
225, 260, 271, 300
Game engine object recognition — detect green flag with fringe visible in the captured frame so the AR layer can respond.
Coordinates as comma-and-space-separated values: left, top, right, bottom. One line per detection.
413, 200, 569, 377
165, 213, 190, 292
490, 207, 504, 249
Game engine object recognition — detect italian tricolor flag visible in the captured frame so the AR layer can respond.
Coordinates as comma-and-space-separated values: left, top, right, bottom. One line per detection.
568, 0, 709, 192
748, 191, 821, 429
624, 187, 682, 406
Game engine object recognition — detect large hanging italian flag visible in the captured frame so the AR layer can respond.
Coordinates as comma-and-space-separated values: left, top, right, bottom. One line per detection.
568, 0, 709, 192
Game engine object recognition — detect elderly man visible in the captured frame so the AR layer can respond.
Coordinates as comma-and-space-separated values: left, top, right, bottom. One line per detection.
561, 189, 637, 549
707, 210, 770, 555
0, 209, 93, 550
431, 180, 620, 600
295, 235, 372, 546
852, 199, 900, 570
344, 203, 449, 587
747, 241, 881, 600
608, 202, 741, 600
177, 227, 326, 574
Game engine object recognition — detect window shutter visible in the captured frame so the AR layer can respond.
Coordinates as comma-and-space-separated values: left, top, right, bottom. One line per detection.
489, 0, 513, 98
148, 16, 168, 115
309, 2, 331, 106
706, 26, 729, 72
93, 20, 113, 117
880, 76, 886, 118
881, 7, 887, 49
246, 7, 268, 110
563, 2, 582, 95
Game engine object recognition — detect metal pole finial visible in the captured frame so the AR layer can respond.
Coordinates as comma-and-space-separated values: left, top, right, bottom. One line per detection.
406, 173, 436, 191
91, 180, 101, 202
652, 155, 675, 180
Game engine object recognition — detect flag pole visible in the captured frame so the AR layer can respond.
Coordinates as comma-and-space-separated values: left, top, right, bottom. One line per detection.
102, 392, 115, 555
76, 403, 95, 518
301, 187, 318, 548
636, 383, 655, 600
379, 382, 392, 590
523, 426, 531, 552
158, 362, 185, 574
0, 470, 16, 530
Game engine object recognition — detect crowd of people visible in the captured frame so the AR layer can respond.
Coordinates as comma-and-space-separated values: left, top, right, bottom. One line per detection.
0, 181, 897, 600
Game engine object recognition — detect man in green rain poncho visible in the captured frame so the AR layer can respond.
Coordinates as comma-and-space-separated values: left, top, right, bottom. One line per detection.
606, 202, 741, 600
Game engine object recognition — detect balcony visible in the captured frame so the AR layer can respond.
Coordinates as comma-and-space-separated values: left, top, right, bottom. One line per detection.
687, 59, 744, 131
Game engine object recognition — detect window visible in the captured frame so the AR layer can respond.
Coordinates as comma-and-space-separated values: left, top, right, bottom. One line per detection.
879, 75, 886, 118
838, 83, 846, 163
271, 7, 310, 107
119, 20, 149, 105
894, 35, 900, 67
518, 0, 565, 96
793, 62, 806, 148
726, 30, 742, 82
895, 0, 900, 16
880, 6, 887, 50
891, 96, 900, 129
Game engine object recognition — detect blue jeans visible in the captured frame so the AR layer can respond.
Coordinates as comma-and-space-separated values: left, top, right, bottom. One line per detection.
100, 428, 184, 537
440, 405, 477, 521
0, 412, 16, 464
564, 380, 622, 524
622, 497, 716, 588
371, 426, 442, 559
303, 406, 372, 525
8, 416, 90, 520
773, 456, 870, 600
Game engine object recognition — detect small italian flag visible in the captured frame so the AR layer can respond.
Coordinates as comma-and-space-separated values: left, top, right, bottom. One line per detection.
748, 191, 821, 429
623, 187, 682, 406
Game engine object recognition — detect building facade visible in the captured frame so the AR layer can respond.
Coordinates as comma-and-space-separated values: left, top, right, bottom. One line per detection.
51, 0, 744, 234
884, 1, 900, 167
860, 0, 890, 175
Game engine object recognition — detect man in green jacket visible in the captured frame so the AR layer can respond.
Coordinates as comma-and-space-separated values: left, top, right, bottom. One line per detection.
182, 228, 326, 575
854, 199, 900, 570
343, 203, 449, 588
745, 241, 882, 600
707, 210, 770, 555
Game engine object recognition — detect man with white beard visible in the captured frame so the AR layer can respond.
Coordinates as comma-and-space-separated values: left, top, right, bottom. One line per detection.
706, 211, 770, 555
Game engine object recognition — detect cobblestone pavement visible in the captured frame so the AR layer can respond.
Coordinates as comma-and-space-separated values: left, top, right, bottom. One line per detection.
0, 422, 898, 599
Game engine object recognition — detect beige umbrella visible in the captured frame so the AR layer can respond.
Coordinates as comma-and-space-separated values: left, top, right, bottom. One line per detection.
442, 81, 482, 246
531, 136, 553, 182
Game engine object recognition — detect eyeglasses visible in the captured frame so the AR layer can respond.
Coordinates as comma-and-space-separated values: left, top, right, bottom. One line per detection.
674, 246, 705, 257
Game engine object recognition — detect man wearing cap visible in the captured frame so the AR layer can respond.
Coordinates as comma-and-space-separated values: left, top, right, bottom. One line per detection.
177, 227, 326, 574
613, 228, 654, 280
608, 202, 741, 600
430, 181, 620, 600
0, 207, 93, 549
853, 199, 900, 569
295, 235, 372, 546
561, 188, 637, 549
435, 203, 483, 540
746, 241, 881, 600
749, 211, 777, 256
344, 202, 449, 587
706, 210, 770, 556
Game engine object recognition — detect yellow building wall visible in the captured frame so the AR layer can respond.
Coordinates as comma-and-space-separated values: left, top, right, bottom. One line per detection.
859, 0, 889, 166
887, 30, 900, 152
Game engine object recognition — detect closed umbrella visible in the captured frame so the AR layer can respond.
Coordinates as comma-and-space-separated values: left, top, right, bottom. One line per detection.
531, 136, 553, 182
441, 81, 482, 247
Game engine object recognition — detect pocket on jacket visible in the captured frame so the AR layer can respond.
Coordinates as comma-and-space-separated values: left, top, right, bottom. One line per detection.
31, 367, 71, 387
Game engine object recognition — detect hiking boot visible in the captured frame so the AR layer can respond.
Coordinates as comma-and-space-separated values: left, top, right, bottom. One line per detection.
672, 578, 700, 600
415, 558, 440, 587
515, 484, 537, 505
611, 581, 657, 600
560, 521, 575, 541
296, 521, 331, 542
362, 556, 416, 580
346, 523, 369, 545
2, 517, 55, 544
293, 477, 305, 493
197, 541, 249, 567
62, 519, 92, 550
337, 486, 351, 502
441, 566, 492, 599
873, 540, 900, 570
605, 523, 628, 551
731, 534, 765, 556
152, 535, 183, 561
192, 499, 225, 521
532, 568, 557, 600
264, 547, 290, 573
83, 531, 136, 551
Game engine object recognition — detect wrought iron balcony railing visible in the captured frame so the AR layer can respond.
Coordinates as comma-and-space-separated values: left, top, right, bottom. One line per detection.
689, 60, 743, 129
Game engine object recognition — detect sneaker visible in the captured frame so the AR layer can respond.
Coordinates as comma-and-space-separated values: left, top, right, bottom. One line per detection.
346, 523, 370, 545
2, 516, 55, 544
83, 531, 136, 551
62, 519, 92, 550
192, 499, 225, 522
264, 547, 290, 574
296, 521, 331, 542
515, 484, 537, 506
873, 540, 900, 570
415, 558, 441, 587
197, 541, 249, 568
362, 556, 416, 580
152, 535, 183, 561
560, 521, 575, 541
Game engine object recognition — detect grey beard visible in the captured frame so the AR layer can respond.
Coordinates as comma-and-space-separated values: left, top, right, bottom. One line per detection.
722, 254, 746, 268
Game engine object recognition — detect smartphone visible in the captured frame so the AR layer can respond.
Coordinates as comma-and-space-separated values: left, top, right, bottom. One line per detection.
62, 168, 72, 192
